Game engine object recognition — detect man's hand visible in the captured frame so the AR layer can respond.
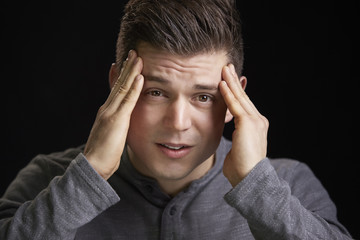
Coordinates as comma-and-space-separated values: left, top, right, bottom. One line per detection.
84, 50, 144, 180
219, 64, 269, 187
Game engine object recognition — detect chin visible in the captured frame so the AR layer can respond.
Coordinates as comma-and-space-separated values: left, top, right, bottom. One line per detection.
148, 161, 194, 180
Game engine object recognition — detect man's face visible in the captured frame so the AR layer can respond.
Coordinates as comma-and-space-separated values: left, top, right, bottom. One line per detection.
126, 42, 232, 185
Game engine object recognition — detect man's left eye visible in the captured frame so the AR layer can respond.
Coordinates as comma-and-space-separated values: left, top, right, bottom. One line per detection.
197, 95, 212, 102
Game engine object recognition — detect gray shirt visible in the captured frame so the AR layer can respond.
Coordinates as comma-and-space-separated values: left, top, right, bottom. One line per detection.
0, 137, 352, 239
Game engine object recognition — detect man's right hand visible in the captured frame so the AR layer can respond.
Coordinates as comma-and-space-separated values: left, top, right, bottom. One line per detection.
84, 50, 144, 180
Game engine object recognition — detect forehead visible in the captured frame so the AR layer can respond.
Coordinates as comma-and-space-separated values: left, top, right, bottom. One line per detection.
137, 42, 228, 83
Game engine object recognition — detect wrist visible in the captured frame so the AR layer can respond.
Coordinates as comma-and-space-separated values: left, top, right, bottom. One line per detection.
85, 155, 114, 180
224, 158, 262, 187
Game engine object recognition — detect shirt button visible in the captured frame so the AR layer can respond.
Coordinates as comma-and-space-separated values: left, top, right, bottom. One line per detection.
169, 206, 177, 216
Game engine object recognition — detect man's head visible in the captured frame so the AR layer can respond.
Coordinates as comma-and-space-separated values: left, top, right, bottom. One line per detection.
116, 0, 244, 76
110, 0, 246, 195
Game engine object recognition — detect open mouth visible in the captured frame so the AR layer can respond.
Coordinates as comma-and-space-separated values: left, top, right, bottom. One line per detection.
160, 144, 186, 150
157, 143, 192, 158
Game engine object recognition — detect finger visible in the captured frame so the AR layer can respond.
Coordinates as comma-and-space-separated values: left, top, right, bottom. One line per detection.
117, 74, 144, 114
104, 50, 142, 111
109, 57, 143, 111
224, 64, 264, 117
219, 80, 246, 117
104, 61, 129, 107
229, 64, 243, 91
117, 59, 129, 86
116, 52, 141, 94
229, 65, 259, 112
108, 50, 137, 101
222, 66, 257, 115
223, 66, 247, 102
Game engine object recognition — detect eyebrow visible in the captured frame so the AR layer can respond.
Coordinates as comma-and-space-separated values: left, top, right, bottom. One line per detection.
145, 75, 219, 91
145, 76, 169, 84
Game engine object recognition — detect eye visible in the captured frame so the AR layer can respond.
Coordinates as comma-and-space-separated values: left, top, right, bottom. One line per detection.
197, 94, 213, 103
147, 90, 163, 97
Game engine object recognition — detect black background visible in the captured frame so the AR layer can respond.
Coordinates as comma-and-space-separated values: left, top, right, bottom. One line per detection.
2, 0, 359, 238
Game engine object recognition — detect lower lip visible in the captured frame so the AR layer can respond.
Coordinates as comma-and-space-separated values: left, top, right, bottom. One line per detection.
157, 144, 192, 159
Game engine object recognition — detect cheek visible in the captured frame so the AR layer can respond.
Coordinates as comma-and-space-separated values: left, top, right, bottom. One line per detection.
128, 101, 162, 136
210, 100, 228, 125
195, 104, 227, 136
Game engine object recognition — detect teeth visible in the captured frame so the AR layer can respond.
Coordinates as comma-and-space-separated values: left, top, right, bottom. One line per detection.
161, 144, 184, 150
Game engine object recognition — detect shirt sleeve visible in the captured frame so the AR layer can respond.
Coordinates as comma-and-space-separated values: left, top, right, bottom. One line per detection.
0, 153, 120, 240
224, 158, 352, 239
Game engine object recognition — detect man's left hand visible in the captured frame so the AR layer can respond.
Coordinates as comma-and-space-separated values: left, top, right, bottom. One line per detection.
219, 64, 269, 187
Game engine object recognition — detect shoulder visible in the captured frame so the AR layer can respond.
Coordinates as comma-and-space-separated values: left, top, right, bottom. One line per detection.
268, 158, 316, 185
220, 138, 324, 194
32, 145, 85, 171
219, 137, 310, 178
269, 158, 309, 179
267, 158, 333, 208
20, 145, 85, 175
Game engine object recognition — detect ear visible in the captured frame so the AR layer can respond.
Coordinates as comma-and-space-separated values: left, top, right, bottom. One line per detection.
224, 109, 233, 123
239, 75, 247, 90
224, 75, 248, 123
108, 63, 119, 88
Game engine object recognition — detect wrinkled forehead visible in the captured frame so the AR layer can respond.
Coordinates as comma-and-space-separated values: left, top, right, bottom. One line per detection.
137, 41, 228, 83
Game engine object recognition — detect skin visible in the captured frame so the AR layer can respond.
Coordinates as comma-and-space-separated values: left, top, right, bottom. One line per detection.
84, 42, 268, 196
124, 42, 234, 195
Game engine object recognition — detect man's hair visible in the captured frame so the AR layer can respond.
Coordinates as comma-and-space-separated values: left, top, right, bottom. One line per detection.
116, 0, 244, 75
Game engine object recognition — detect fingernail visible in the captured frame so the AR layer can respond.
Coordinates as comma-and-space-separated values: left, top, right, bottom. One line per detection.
136, 74, 143, 81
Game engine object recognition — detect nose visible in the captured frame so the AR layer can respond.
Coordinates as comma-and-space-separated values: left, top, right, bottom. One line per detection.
163, 98, 192, 131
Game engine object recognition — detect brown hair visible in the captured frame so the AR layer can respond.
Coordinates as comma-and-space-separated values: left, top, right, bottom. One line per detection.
116, 0, 244, 75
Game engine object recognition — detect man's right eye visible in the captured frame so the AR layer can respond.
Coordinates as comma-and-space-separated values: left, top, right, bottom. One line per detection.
147, 90, 163, 97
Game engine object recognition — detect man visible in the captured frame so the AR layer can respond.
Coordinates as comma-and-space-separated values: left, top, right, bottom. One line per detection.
0, 0, 352, 239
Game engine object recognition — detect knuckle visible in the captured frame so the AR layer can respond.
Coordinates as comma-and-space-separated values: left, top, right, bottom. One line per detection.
120, 94, 137, 107
118, 85, 128, 94
254, 118, 264, 127
100, 112, 118, 126
256, 116, 269, 132
97, 105, 115, 122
